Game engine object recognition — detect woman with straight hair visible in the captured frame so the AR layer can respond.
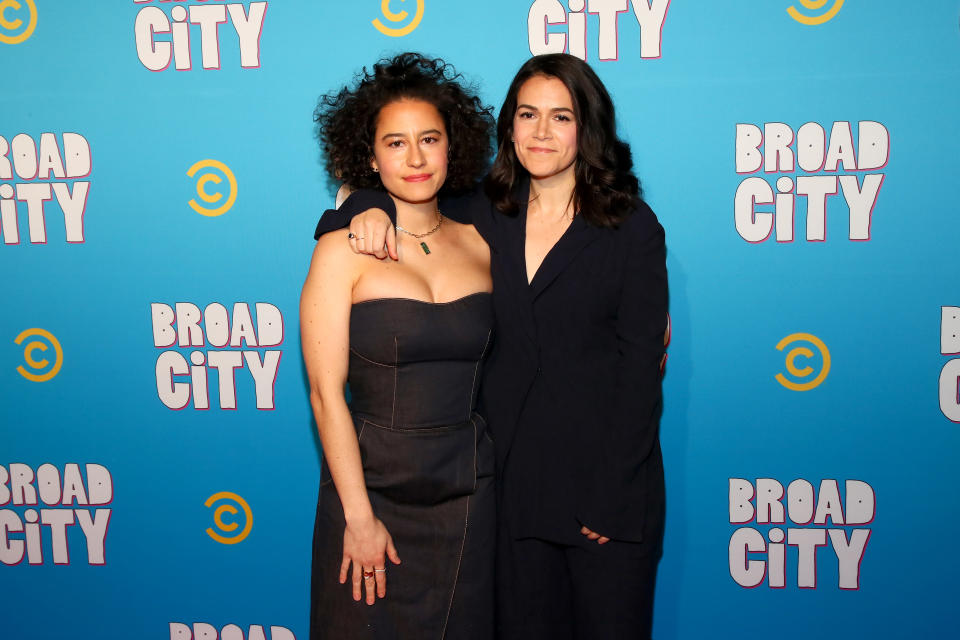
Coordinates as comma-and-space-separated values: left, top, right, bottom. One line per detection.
315, 53, 668, 639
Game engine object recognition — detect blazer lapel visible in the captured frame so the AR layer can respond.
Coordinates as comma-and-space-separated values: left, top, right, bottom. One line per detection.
528, 214, 602, 300
499, 198, 538, 343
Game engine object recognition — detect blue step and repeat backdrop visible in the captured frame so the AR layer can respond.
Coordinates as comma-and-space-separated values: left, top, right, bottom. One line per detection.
2, 1, 958, 638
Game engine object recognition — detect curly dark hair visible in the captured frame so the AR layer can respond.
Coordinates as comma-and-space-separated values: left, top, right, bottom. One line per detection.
485, 53, 642, 228
315, 52, 494, 194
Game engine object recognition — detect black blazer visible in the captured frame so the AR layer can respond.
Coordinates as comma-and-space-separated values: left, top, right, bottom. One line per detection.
315, 185, 667, 545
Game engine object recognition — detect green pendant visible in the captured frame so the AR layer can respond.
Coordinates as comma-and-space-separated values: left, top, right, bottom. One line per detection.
420, 241, 431, 255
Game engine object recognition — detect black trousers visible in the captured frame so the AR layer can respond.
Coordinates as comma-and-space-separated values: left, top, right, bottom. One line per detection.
496, 521, 660, 640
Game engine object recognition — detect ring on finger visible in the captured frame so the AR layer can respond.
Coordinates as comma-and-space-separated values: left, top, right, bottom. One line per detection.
347, 232, 356, 239
363, 570, 375, 579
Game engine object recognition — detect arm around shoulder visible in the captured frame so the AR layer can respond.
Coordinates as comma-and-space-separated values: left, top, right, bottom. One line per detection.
314, 189, 398, 240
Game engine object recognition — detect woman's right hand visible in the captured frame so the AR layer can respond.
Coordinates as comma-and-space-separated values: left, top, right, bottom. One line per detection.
340, 515, 402, 604
348, 209, 398, 261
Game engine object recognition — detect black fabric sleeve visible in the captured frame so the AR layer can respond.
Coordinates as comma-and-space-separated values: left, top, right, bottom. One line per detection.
312, 186, 488, 240
439, 185, 492, 243
576, 202, 668, 543
313, 189, 396, 240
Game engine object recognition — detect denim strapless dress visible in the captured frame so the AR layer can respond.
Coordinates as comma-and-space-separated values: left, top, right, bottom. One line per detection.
310, 292, 495, 640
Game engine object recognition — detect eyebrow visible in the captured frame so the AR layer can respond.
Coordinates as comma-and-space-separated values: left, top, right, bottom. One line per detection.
380, 128, 444, 141
516, 103, 575, 114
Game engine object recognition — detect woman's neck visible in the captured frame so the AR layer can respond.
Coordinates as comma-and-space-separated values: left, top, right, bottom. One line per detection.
390, 195, 441, 233
528, 171, 576, 220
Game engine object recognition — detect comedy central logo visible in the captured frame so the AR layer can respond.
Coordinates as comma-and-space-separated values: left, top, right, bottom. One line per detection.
775, 332, 830, 391
204, 491, 252, 544
0, 0, 38, 45
372, 0, 423, 37
187, 159, 237, 217
14, 328, 62, 382
787, 0, 844, 25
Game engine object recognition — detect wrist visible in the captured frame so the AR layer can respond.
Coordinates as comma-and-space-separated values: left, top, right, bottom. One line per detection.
344, 507, 375, 529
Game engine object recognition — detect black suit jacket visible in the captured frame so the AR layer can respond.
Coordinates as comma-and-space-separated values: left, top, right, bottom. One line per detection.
315, 185, 667, 544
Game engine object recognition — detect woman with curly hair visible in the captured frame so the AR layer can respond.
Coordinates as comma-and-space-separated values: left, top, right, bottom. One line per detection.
301, 52, 496, 639
317, 53, 668, 640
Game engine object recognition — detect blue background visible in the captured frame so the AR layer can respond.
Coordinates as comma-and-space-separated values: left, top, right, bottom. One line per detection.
2, 1, 958, 638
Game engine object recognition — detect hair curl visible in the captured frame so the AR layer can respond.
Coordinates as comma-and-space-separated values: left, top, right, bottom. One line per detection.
315, 52, 494, 194
484, 53, 642, 228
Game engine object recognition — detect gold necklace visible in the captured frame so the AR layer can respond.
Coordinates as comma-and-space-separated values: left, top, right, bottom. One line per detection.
395, 211, 443, 255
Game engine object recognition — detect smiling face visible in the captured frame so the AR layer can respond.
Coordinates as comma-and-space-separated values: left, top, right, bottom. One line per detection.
370, 98, 449, 204
511, 75, 578, 182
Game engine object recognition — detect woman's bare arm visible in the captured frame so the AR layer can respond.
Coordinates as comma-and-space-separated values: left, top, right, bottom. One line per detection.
300, 231, 400, 605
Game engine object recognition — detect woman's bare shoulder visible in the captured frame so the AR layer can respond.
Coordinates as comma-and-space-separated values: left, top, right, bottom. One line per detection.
312, 227, 358, 260
444, 219, 487, 250
307, 228, 368, 285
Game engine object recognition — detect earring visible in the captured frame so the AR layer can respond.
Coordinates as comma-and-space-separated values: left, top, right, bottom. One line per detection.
372, 167, 379, 173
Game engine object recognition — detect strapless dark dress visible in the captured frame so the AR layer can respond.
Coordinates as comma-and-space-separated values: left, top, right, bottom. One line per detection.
310, 293, 495, 640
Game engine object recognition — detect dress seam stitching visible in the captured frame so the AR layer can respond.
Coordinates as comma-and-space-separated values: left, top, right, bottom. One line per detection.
349, 347, 395, 368
440, 416, 474, 639
391, 336, 398, 428
467, 328, 493, 417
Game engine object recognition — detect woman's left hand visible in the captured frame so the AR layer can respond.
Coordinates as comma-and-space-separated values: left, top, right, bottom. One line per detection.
580, 525, 610, 545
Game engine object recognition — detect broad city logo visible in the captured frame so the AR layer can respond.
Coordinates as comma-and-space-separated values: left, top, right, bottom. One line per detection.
133, 1, 267, 71
152, 302, 283, 410
527, 0, 668, 61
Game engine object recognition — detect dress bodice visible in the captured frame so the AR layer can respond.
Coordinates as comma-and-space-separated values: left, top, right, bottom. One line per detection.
313, 292, 497, 639
347, 292, 493, 428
